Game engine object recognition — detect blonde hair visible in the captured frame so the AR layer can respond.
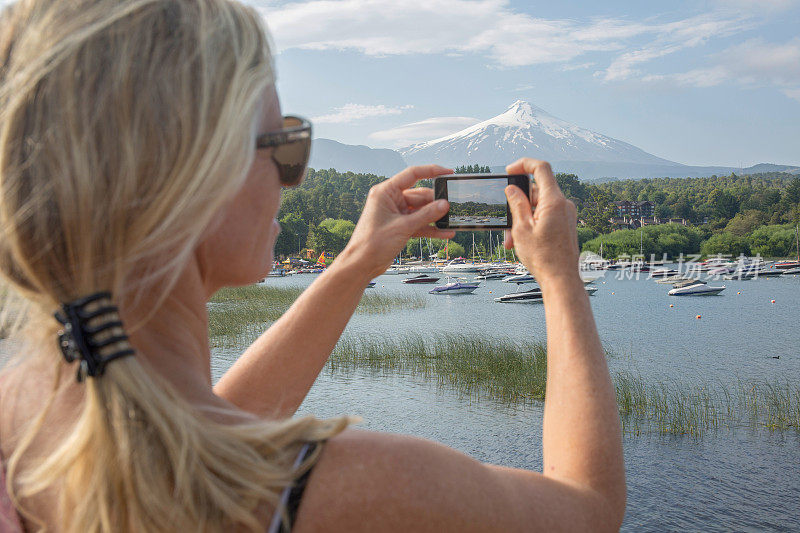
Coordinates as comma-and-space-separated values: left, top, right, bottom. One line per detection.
0, 0, 346, 531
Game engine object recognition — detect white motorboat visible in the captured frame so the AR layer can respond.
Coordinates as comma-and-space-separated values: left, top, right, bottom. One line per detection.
494, 288, 543, 303
649, 268, 680, 278
668, 280, 725, 296
781, 266, 800, 275
385, 266, 410, 275
402, 274, 440, 284
429, 280, 480, 295
504, 273, 536, 284
441, 259, 482, 274
656, 275, 695, 284
495, 285, 597, 303
409, 265, 438, 274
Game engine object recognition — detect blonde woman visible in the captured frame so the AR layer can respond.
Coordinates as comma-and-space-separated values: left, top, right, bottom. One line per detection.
0, 0, 625, 531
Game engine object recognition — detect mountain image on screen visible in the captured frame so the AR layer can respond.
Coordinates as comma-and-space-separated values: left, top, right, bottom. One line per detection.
448, 178, 507, 226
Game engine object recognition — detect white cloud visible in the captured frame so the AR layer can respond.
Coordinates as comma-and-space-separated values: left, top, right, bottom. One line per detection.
561, 62, 595, 72
258, 1, 743, 69
312, 103, 414, 124
254, 0, 797, 100
369, 116, 480, 147
601, 13, 750, 81
716, 38, 800, 86
640, 38, 800, 98
784, 88, 800, 102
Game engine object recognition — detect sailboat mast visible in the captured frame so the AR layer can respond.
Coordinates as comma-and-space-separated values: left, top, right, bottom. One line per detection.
640, 227, 643, 256
795, 224, 799, 261
472, 233, 476, 263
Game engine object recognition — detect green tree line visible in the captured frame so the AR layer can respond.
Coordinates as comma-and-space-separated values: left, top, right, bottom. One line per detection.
275, 167, 800, 260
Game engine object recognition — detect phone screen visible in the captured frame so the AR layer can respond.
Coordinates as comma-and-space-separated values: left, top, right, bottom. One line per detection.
434, 174, 529, 230
448, 177, 508, 227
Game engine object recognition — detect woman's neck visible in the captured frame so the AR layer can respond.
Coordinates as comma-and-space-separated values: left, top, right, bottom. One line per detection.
124, 258, 234, 413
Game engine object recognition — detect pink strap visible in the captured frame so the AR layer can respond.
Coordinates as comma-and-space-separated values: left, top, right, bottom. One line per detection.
0, 456, 24, 533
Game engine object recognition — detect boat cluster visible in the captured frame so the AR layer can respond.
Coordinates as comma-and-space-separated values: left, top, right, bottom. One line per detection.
582, 255, 800, 297
389, 259, 598, 303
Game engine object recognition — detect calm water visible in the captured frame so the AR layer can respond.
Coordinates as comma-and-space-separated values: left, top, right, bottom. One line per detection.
211, 268, 800, 532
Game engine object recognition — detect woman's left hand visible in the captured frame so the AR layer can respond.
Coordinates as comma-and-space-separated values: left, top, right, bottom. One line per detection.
341, 164, 456, 280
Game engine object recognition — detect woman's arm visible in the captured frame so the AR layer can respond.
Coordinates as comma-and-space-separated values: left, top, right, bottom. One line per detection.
293, 158, 625, 532
214, 165, 455, 418
505, 158, 626, 521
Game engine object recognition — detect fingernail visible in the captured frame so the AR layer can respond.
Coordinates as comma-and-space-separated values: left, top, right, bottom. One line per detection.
436, 199, 449, 209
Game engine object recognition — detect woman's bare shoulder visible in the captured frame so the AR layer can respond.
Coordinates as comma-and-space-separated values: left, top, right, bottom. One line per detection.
292, 428, 597, 533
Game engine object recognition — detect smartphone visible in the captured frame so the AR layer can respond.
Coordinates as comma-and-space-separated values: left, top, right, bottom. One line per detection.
434, 173, 530, 230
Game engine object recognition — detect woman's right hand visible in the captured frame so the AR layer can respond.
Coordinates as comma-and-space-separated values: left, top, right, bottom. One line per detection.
504, 158, 580, 285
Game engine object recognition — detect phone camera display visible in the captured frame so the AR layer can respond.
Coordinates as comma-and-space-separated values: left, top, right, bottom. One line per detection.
448, 177, 508, 227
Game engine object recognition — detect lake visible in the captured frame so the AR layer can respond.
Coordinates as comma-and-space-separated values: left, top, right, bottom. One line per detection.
211, 267, 800, 531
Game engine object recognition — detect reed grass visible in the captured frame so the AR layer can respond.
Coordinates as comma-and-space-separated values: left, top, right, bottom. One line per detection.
614, 371, 799, 437
328, 337, 800, 437
329, 334, 548, 405
208, 284, 426, 347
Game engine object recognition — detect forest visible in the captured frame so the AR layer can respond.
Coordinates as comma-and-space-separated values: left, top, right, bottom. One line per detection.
274, 167, 800, 261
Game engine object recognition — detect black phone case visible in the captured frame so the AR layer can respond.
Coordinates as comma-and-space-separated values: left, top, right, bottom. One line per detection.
434, 174, 530, 230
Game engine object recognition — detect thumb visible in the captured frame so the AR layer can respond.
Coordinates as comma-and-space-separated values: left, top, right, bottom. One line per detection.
407, 198, 449, 228
505, 185, 532, 225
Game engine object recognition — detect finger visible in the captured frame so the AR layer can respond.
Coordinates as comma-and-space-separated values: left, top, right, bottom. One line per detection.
412, 227, 455, 240
530, 182, 539, 207
505, 185, 533, 227
504, 229, 514, 249
405, 198, 449, 230
389, 164, 453, 191
402, 187, 434, 209
506, 158, 561, 200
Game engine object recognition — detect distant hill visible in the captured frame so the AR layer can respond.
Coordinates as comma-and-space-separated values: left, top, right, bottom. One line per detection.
489, 161, 800, 181
309, 138, 407, 177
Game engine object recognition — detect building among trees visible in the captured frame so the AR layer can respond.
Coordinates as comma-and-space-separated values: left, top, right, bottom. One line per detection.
613, 200, 655, 218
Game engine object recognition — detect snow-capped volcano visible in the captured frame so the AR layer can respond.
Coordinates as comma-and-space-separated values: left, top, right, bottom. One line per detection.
400, 100, 675, 167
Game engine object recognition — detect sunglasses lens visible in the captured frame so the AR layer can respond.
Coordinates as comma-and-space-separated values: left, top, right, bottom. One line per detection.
274, 139, 310, 186
275, 117, 311, 187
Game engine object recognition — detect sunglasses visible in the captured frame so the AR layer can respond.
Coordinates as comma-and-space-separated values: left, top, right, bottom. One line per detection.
256, 115, 312, 187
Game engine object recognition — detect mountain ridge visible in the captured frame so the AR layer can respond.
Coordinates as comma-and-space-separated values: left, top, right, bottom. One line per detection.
308, 100, 800, 179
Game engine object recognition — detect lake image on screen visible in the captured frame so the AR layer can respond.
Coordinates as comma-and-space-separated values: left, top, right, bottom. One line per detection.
448, 178, 507, 226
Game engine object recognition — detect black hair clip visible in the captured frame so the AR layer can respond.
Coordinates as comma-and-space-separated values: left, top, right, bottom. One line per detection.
54, 292, 135, 382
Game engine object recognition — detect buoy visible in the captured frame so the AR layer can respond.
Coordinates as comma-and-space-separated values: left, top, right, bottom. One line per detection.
488, 291, 492, 294
737, 291, 741, 295
696, 315, 701, 319
771, 299, 776, 303
611, 292, 615, 295
669, 304, 674, 308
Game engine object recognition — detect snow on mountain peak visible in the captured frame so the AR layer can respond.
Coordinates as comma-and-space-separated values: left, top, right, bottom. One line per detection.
400, 100, 674, 168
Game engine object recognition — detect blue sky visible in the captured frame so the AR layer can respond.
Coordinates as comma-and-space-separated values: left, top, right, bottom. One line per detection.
4, 0, 796, 166
252, 0, 800, 167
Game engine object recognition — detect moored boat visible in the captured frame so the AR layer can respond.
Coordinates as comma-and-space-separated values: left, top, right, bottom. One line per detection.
441, 259, 482, 274
494, 288, 543, 303
668, 280, 725, 296
402, 274, 440, 284
495, 284, 597, 303
429, 280, 480, 295
504, 273, 536, 284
